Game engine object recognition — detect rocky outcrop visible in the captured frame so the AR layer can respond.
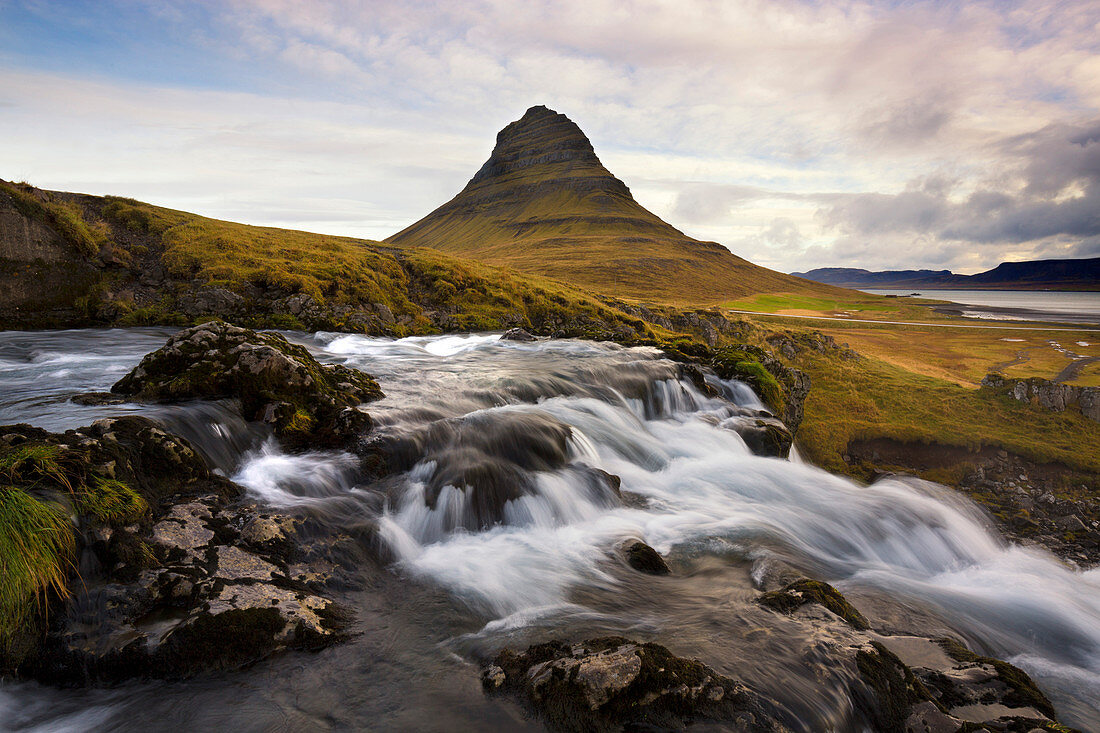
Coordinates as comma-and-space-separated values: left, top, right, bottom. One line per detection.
482, 637, 786, 732
31, 494, 348, 682
719, 413, 794, 459
757, 578, 870, 630
501, 327, 537, 342
112, 321, 383, 448
981, 373, 1100, 423
0, 418, 349, 681
750, 575, 1070, 732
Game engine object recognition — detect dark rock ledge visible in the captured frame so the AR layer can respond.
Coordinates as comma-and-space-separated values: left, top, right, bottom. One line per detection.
483, 578, 1079, 733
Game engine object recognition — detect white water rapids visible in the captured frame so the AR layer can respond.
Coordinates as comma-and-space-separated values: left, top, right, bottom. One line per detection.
1, 329, 1098, 730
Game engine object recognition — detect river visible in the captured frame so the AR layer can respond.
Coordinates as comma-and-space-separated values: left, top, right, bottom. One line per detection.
862, 289, 1100, 325
1, 329, 1099, 731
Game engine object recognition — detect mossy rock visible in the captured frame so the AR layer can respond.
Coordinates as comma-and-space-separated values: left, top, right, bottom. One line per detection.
936, 637, 1057, 720
757, 578, 870, 630
112, 320, 383, 447
623, 541, 670, 575
854, 641, 936, 731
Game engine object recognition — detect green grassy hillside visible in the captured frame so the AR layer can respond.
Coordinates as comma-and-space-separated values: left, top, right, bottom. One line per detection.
386, 106, 845, 306
0, 179, 665, 338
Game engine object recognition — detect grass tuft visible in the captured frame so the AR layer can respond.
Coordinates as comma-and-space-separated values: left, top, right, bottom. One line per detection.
77, 478, 148, 524
0, 487, 76, 649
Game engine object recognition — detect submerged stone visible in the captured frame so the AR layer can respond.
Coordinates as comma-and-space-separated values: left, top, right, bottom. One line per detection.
623, 540, 671, 575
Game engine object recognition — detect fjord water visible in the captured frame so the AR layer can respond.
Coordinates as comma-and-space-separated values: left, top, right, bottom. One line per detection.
863, 288, 1100, 324
2, 330, 1100, 731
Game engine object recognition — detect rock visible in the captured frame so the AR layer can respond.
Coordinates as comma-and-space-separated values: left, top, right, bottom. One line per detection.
757, 578, 870, 630
71, 392, 130, 406
372, 303, 396, 324
178, 287, 243, 318
904, 700, 961, 733
0, 418, 350, 682
111, 320, 383, 447
484, 637, 784, 732
623, 541, 670, 575
500, 327, 536, 342
721, 414, 793, 458
982, 373, 1100, 423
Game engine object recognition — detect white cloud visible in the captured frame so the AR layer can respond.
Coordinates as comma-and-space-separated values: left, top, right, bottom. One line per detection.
1, 0, 1098, 272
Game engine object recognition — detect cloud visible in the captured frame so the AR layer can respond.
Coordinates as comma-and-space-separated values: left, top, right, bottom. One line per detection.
0, 0, 1098, 272
819, 119, 1100, 251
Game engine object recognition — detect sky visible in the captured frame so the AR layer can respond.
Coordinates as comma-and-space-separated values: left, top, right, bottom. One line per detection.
1, 0, 1098, 274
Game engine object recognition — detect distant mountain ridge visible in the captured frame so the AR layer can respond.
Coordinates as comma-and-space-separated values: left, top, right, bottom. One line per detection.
387, 105, 843, 305
792, 257, 1100, 291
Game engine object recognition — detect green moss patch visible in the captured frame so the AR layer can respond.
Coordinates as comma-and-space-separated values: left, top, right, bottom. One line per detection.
757, 578, 870, 630
77, 478, 148, 525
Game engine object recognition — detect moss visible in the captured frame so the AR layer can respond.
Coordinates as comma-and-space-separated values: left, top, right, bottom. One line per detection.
712, 348, 785, 413
757, 578, 870, 630
937, 638, 1056, 720
0, 487, 76, 653
156, 607, 285, 676
855, 641, 935, 731
283, 408, 315, 436
77, 478, 148, 525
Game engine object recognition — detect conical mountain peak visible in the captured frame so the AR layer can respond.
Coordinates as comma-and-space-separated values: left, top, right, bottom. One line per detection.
467, 105, 621, 192
387, 106, 830, 303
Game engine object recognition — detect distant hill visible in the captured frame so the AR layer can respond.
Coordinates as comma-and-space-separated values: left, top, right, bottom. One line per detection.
792, 258, 1100, 291
386, 106, 842, 305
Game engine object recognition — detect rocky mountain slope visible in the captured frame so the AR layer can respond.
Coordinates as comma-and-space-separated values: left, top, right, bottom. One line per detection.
386, 106, 842, 305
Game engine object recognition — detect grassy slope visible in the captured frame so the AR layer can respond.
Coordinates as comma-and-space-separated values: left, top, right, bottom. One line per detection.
791, 341, 1100, 478
0, 182, 665, 337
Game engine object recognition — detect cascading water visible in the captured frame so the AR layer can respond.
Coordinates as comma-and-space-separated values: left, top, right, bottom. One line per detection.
1, 328, 1099, 731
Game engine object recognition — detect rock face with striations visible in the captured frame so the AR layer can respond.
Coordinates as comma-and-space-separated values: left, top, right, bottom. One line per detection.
386, 105, 834, 304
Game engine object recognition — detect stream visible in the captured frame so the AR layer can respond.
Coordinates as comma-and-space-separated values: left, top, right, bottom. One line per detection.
1, 328, 1098, 731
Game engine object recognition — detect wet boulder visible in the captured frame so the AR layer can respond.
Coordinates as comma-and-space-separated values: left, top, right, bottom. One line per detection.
501, 327, 537, 342
720, 414, 793, 458
111, 320, 383, 447
622, 540, 671, 575
750, 575, 1070, 732
757, 578, 869, 630
482, 637, 785, 732
365, 410, 622, 533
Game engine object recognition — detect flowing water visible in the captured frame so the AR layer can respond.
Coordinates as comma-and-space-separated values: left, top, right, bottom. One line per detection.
1, 329, 1099, 731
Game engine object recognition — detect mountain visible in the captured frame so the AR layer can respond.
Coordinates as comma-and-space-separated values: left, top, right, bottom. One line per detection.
793, 258, 1100, 290
386, 105, 839, 305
